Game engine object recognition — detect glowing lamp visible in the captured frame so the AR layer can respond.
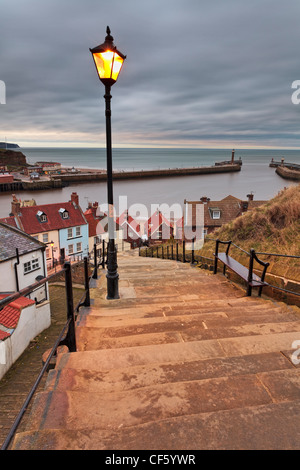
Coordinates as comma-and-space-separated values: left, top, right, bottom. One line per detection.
90, 26, 126, 86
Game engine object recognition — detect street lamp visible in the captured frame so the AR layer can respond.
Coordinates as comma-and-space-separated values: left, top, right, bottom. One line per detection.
90, 26, 126, 299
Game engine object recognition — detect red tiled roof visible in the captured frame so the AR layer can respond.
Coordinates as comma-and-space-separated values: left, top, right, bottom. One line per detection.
147, 211, 173, 236
0, 330, 10, 340
16, 201, 87, 234
0, 295, 35, 329
84, 209, 106, 237
0, 216, 18, 228
116, 212, 141, 235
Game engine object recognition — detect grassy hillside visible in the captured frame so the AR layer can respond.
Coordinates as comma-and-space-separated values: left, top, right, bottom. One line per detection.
199, 184, 300, 282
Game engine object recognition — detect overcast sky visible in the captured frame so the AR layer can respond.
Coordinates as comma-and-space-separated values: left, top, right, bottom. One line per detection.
1, 0, 300, 149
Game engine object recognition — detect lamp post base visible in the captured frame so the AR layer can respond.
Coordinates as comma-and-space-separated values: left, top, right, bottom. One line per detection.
106, 240, 120, 300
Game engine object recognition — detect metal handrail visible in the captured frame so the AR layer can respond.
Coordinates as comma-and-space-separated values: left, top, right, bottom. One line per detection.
140, 239, 300, 298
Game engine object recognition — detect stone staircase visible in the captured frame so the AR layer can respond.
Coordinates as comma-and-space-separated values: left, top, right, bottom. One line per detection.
12, 250, 300, 450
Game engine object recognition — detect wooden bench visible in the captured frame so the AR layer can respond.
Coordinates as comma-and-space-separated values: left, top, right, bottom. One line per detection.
213, 240, 269, 297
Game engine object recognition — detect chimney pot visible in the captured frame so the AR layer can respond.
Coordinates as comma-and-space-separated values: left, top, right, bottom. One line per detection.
70, 192, 79, 206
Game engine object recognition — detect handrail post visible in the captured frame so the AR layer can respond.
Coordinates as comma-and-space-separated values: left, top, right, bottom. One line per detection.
92, 243, 98, 279
191, 237, 195, 265
102, 240, 105, 268
176, 242, 179, 261
247, 249, 254, 296
214, 239, 219, 274
63, 261, 76, 352
171, 243, 174, 260
84, 256, 90, 307
183, 240, 186, 263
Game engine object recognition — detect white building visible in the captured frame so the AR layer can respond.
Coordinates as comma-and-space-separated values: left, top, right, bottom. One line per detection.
0, 223, 51, 380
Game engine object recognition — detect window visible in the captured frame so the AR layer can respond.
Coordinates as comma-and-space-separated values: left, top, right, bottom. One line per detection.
23, 258, 40, 274
24, 261, 31, 274
76, 242, 82, 253
59, 208, 69, 219
68, 244, 74, 255
75, 226, 81, 237
32, 258, 39, 270
94, 236, 101, 245
67, 228, 73, 239
37, 211, 47, 223
212, 210, 221, 219
43, 233, 49, 243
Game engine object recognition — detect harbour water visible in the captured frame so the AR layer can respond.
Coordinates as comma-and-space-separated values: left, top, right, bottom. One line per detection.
0, 147, 299, 219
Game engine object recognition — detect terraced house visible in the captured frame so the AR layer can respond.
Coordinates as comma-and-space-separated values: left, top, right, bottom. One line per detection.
0, 223, 51, 380
7, 192, 89, 266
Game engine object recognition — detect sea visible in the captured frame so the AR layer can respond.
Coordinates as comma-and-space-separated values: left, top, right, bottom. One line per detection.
0, 147, 299, 219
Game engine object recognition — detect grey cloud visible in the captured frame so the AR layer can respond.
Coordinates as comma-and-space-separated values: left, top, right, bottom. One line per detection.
1, 0, 300, 147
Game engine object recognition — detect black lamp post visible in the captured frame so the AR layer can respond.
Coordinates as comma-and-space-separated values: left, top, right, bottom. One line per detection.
90, 27, 126, 299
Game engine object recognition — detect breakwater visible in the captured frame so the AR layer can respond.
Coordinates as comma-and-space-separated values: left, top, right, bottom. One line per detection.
275, 166, 300, 181
51, 163, 241, 185
0, 163, 241, 192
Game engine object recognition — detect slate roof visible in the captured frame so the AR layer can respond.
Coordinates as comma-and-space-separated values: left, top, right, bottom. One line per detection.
0, 223, 45, 262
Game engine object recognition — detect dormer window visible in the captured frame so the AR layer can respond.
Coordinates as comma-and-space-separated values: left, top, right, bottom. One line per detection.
37, 210, 47, 223
59, 208, 69, 219
209, 208, 221, 220
212, 210, 221, 219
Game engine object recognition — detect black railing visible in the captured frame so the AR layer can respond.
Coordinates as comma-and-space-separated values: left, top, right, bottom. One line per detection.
0, 243, 105, 451
139, 238, 300, 298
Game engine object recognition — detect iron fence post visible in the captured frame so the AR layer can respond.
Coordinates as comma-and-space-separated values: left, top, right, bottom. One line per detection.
92, 243, 98, 279
63, 261, 76, 352
84, 257, 90, 307
247, 249, 254, 296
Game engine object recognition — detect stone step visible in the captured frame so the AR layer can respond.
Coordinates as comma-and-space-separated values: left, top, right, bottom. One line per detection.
44, 351, 294, 394
54, 329, 300, 373
77, 304, 298, 331
18, 374, 277, 433
75, 320, 300, 351
13, 400, 300, 450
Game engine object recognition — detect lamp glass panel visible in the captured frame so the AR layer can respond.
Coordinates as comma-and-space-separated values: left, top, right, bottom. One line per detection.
93, 50, 124, 82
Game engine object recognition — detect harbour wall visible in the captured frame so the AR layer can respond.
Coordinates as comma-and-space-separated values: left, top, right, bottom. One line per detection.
51, 164, 241, 184
0, 164, 241, 192
275, 166, 300, 181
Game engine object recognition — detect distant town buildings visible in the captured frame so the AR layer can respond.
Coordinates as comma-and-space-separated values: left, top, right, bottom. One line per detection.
183, 194, 266, 237
1, 192, 89, 266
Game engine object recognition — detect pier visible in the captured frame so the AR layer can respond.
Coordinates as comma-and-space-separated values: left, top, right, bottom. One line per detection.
51, 163, 241, 185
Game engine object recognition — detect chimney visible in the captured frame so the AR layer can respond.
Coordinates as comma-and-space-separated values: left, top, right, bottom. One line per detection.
231, 149, 235, 164
200, 196, 208, 203
11, 194, 21, 215
247, 193, 254, 201
70, 192, 79, 206
92, 202, 98, 216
